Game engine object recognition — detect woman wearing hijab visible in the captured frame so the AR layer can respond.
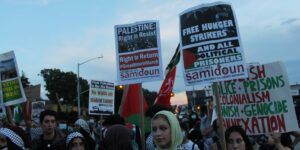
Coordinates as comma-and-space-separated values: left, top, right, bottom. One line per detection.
0, 128, 26, 150
66, 132, 86, 150
151, 110, 184, 150
74, 119, 96, 150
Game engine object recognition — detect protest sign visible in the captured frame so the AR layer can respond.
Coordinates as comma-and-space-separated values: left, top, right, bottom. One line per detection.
89, 80, 115, 115
218, 61, 299, 134
115, 20, 163, 84
179, 2, 247, 85
0, 51, 26, 106
24, 84, 41, 101
31, 101, 45, 123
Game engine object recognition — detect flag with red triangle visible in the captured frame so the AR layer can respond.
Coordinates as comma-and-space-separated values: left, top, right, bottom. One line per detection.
118, 84, 149, 130
155, 44, 180, 107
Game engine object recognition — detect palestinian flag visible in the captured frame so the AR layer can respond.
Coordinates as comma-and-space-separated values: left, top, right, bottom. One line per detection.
155, 44, 180, 106
118, 84, 150, 132
165, 44, 180, 76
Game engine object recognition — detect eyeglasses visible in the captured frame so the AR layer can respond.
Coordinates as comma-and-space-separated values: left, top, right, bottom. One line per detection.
228, 138, 244, 144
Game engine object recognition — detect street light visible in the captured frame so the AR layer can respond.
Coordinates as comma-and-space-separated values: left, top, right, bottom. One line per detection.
116, 85, 124, 90
170, 91, 175, 97
77, 56, 103, 117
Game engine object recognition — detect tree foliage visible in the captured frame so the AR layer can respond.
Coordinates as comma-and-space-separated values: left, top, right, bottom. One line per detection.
143, 88, 157, 106
40, 68, 89, 107
20, 71, 31, 88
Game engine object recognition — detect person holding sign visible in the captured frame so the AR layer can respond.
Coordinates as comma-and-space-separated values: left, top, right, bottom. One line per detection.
151, 111, 184, 150
225, 126, 253, 150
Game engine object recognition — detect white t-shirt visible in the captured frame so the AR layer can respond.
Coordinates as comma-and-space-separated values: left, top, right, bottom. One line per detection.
182, 140, 199, 150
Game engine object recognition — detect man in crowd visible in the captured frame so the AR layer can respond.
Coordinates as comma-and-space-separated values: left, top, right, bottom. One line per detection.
32, 110, 65, 150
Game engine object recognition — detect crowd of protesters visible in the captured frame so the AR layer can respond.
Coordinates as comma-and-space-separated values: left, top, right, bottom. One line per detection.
0, 104, 299, 150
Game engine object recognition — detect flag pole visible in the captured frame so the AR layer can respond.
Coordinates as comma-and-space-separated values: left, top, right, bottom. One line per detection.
213, 82, 227, 150
118, 85, 129, 114
138, 83, 146, 150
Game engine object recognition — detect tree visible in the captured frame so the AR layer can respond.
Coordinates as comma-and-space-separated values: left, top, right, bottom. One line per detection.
40, 68, 89, 108
143, 88, 157, 106
20, 71, 31, 88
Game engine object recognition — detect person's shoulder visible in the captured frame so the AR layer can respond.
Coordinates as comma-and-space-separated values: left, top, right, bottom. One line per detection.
32, 134, 43, 143
182, 140, 197, 148
176, 144, 186, 150
191, 141, 200, 150
52, 130, 66, 147
52, 133, 66, 150
31, 136, 43, 150
55, 129, 66, 139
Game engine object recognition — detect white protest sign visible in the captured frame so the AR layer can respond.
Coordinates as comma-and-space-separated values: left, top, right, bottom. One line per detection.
218, 61, 299, 135
0, 51, 26, 106
88, 80, 115, 115
115, 20, 163, 84
179, 2, 247, 85
31, 101, 45, 123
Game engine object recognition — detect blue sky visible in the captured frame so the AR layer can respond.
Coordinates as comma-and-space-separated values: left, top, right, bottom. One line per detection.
1, 0, 299, 103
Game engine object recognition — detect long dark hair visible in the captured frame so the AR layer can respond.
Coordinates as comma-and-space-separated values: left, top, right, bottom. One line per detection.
103, 125, 133, 150
225, 126, 253, 150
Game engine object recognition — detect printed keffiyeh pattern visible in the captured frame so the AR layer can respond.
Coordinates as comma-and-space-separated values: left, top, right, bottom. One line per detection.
66, 131, 84, 146
75, 119, 90, 134
0, 128, 25, 149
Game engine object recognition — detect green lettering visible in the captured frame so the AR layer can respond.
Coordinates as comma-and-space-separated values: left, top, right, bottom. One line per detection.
268, 102, 274, 115
251, 104, 257, 116
282, 100, 288, 113
250, 81, 257, 92
244, 105, 251, 117
243, 81, 250, 93
260, 78, 267, 91
279, 75, 285, 87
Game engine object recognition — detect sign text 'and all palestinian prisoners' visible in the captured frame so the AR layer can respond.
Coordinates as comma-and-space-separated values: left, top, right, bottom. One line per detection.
179, 2, 247, 85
